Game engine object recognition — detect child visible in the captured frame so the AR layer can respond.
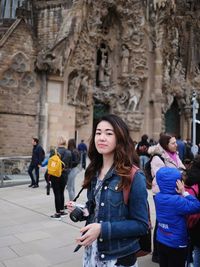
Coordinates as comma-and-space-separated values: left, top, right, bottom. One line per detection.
183, 155, 200, 267
154, 166, 200, 267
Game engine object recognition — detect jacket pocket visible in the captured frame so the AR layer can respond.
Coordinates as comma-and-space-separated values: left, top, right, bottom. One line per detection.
107, 182, 123, 207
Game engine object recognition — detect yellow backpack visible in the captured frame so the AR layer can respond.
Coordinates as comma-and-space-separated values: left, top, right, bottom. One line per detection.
47, 149, 65, 177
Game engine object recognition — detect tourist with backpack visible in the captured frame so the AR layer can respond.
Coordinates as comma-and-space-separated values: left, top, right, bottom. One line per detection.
66, 114, 148, 267
148, 133, 185, 263
183, 155, 200, 267
154, 166, 200, 267
66, 138, 81, 200
28, 137, 45, 188
49, 136, 72, 220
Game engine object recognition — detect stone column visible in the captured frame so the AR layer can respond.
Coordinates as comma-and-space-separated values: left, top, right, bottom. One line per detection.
153, 44, 163, 140
38, 72, 48, 152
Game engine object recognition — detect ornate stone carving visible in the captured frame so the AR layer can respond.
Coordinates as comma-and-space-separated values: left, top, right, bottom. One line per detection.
11, 52, 29, 72
68, 70, 91, 105
35, 0, 88, 75
0, 69, 18, 88
121, 44, 130, 75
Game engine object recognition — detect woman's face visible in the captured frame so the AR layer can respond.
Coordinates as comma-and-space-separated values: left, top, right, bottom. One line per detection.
95, 120, 116, 156
168, 137, 177, 153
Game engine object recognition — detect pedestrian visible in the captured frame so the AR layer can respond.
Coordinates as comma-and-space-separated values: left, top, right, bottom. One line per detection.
66, 114, 148, 267
28, 137, 45, 188
148, 133, 185, 263
41, 148, 54, 190
185, 138, 194, 162
183, 155, 200, 267
50, 136, 72, 220
66, 138, 81, 200
136, 134, 150, 170
154, 166, 200, 267
176, 135, 186, 161
78, 139, 87, 169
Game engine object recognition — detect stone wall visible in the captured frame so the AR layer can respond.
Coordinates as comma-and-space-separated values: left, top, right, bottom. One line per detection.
0, 157, 31, 175
1, 0, 200, 157
0, 19, 39, 156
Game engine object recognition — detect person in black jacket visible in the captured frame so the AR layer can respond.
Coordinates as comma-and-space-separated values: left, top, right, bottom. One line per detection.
50, 136, 72, 220
28, 137, 45, 188
136, 134, 150, 170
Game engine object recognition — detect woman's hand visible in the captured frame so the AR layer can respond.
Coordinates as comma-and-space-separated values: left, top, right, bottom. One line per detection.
76, 223, 101, 247
176, 179, 185, 195
65, 201, 76, 213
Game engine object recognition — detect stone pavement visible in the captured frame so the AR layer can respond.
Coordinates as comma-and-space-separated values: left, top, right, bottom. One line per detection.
0, 168, 158, 267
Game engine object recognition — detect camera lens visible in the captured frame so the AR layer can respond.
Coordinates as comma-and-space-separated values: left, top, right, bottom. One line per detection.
70, 207, 84, 222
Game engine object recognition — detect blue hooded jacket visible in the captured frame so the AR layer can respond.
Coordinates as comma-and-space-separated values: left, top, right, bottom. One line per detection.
155, 167, 200, 248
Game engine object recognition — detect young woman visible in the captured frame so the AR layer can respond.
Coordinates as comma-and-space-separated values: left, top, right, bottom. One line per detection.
149, 133, 185, 194
66, 138, 81, 200
67, 114, 148, 267
50, 136, 72, 220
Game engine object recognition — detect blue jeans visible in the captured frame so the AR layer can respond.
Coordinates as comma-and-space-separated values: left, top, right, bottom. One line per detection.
139, 155, 149, 170
66, 167, 80, 200
193, 246, 200, 267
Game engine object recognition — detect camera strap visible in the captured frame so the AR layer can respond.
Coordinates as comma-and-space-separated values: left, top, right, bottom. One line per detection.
73, 177, 105, 202
73, 165, 114, 202
73, 187, 84, 202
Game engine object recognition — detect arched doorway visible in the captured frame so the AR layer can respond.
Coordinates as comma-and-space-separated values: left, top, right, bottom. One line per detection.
93, 100, 110, 126
165, 99, 180, 136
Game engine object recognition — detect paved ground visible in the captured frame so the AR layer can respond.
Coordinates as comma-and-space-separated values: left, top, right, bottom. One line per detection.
0, 168, 158, 267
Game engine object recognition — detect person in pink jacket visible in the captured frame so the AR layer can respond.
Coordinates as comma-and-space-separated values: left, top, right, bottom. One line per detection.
148, 133, 185, 263
148, 133, 185, 194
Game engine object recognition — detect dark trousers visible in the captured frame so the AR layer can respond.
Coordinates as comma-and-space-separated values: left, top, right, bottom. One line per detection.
44, 170, 49, 185
153, 219, 159, 257
153, 195, 159, 260
81, 152, 86, 169
28, 164, 39, 185
51, 172, 68, 214
158, 242, 187, 267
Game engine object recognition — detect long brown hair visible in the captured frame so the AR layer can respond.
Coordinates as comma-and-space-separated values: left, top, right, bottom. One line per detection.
159, 133, 175, 152
82, 114, 139, 189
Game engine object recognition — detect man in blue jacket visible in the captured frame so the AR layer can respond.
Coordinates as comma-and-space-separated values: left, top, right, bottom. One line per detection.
78, 139, 87, 169
28, 137, 45, 188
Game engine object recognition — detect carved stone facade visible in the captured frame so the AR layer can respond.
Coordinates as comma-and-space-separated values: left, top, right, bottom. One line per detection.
1, 0, 200, 156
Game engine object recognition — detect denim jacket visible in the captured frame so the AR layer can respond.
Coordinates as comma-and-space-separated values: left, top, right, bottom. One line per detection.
85, 167, 148, 261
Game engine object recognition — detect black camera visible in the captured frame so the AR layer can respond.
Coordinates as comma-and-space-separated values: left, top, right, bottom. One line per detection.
70, 204, 86, 222
46, 183, 51, 195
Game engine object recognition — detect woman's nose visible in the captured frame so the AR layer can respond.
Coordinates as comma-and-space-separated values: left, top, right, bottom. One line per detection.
99, 133, 106, 140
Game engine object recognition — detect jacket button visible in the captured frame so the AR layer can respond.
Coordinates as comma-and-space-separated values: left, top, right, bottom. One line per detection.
99, 238, 103, 242
115, 186, 118, 190
101, 254, 105, 259
104, 186, 108, 190
101, 202, 105, 206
